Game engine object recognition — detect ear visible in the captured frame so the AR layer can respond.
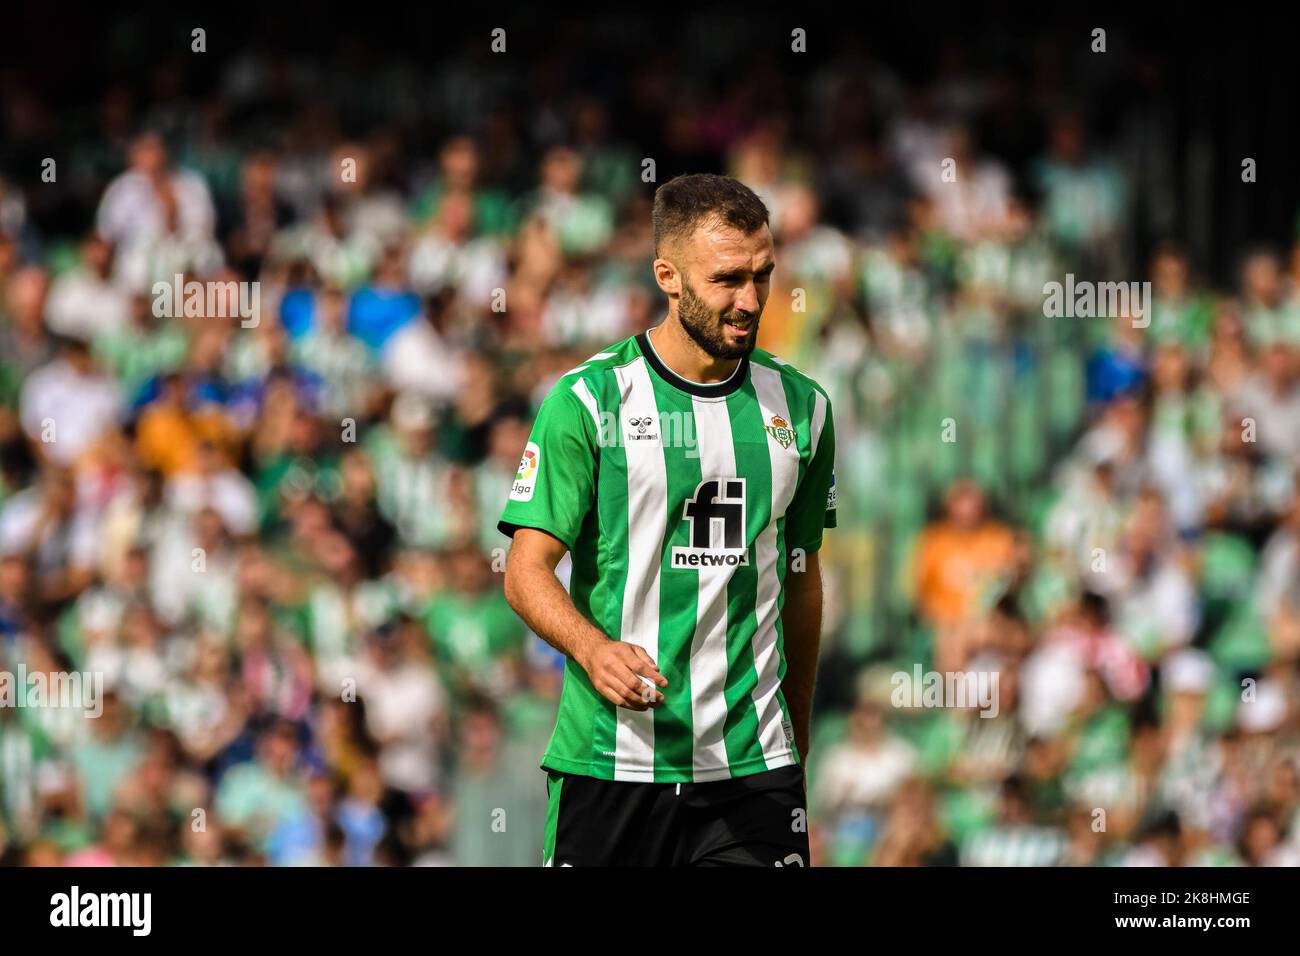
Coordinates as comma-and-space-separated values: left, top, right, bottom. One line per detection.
652, 257, 681, 297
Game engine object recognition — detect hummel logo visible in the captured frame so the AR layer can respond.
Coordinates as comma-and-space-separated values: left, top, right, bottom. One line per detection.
626, 416, 658, 441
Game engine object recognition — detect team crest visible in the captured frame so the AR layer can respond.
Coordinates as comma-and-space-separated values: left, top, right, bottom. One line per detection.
765, 415, 795, 450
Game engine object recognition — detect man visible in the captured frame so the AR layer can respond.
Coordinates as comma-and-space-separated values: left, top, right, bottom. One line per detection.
500, 174, 836, 866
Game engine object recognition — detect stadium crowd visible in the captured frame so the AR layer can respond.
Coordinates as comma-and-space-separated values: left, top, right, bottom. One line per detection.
1, 22, 1299, 866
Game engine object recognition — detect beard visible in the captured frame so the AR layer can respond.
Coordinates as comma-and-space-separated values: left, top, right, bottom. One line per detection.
677, 277, 759, 360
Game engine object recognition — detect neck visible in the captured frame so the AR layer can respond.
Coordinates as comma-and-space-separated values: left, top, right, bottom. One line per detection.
647, 314, 741, 384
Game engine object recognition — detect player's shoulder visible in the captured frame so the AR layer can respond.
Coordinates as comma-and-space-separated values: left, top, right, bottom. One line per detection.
749, 348, 831, 403
554, 336, 640, 387
542, 336, 640, 411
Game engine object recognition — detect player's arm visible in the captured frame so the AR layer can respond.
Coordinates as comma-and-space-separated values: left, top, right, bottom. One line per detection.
498, 379, 666, 712
781, 548, 823, 763
504, 528, 666, 711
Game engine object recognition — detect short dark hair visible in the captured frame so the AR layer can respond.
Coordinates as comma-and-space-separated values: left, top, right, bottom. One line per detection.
652, 174, 770, 257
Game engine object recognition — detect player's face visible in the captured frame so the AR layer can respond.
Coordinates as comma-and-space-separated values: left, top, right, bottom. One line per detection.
677, 223, 775, 360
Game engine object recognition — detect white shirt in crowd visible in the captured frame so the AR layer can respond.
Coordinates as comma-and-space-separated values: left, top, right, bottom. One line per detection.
356, 660, 446, 794
382, 319, 464, 404
19, 358, 123, 465
44, 266, 130, 341
0, 487, 99, 569
96, 168, 216, 250
166, 469, 259, 536
96, 168, 221, 290
814, 736, 917, 816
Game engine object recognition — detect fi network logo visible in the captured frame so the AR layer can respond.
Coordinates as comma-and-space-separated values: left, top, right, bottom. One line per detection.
671, 478, 749, 568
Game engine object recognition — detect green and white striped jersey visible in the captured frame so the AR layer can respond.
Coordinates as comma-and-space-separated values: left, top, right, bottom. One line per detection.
500, 330, 837, 783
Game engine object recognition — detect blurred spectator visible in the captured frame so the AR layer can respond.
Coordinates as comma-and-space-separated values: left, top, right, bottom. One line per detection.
813, 698, 916, 863
96, 131, 221, 289
214, 719, 310, 853
960, 776, 1068, 866
913, 479, 1016, 669
44, 234, 129, 342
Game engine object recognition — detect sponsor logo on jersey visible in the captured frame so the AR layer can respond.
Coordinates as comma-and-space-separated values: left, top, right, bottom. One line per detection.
510, 441, 540, 501
765, 414, 795, 450
826, 470, 837, 511
671, 477, 750, 568
626, 415, 658, 441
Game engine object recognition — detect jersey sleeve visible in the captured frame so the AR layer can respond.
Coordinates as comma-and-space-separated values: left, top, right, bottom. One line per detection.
498, 380, 599, 551
784, 397, 836, 555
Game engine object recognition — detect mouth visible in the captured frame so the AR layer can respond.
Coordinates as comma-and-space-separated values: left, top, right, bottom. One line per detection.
723, 316, 755, 337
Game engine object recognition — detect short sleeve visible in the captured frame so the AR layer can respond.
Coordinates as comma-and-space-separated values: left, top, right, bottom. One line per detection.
784, 397, 836, 555
498, 380, 599, 551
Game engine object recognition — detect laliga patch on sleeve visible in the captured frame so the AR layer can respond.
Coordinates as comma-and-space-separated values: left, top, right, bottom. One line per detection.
511, 441, 540, 501
826, 470, 837, 511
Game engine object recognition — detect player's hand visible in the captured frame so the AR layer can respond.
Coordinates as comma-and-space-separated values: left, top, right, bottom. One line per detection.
577, 641, 668, 711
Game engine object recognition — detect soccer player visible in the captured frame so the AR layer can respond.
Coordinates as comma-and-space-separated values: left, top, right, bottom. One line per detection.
500, 174, 836, 866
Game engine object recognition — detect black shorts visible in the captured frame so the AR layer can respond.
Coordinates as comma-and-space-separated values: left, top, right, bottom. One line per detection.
542, 765, 809, 867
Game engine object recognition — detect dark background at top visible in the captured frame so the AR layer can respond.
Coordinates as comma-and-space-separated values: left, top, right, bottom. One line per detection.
2, 3, 1294, 285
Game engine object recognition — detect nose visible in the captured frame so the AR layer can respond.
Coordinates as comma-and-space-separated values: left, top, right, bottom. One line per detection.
734, 281, 761, 315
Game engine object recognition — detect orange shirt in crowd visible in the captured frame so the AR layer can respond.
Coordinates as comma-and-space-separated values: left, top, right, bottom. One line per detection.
135, 404, 236, 476
913, 519, 1017, 626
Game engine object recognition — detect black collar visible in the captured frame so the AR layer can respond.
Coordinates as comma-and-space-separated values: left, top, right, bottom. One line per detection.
635, 331, 749, 398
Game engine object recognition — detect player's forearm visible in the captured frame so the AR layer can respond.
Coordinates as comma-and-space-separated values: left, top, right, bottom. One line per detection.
503, 554, 609, 669
780, 556, 824, 762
